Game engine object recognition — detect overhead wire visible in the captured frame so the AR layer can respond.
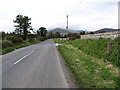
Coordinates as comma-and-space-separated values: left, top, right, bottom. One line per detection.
68, 0, 83, 15
66, 0, 84, 30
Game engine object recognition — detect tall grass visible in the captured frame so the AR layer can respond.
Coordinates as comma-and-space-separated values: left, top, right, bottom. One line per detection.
58, 44, 119, 88
55, 38, 119, 88
70, 39, 119, 67
1, 40, 41, 55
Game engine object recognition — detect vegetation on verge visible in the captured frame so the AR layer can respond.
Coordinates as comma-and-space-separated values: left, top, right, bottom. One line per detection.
0, 32, 42, 55
54, 38, 119, 88
70, 38, 119, 67
0, 14, 48, 55
1, 40, 41, 55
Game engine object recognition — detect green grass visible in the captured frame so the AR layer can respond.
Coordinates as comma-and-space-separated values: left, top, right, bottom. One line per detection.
54, 38, 69, 43
55, 38, 119, 67
1, 41, 41, 55
58, 44, 119, 88
70, 39, 119, 67
55, 38, 119, 88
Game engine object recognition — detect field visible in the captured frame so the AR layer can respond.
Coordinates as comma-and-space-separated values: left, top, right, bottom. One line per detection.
54, 38, 120, 88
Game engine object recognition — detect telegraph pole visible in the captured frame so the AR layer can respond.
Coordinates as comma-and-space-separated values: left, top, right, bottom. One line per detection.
66, 15, 68, 30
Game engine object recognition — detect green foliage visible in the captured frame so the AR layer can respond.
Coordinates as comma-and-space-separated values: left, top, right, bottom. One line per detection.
2, 47, 15, 54
47, 32, 61, 39
67, 33, 79, 40
2, 40, 13, 49
1, 31, 5, 40
28, 38, 36, 43
47, 31, 53, 39
54, 39, 68, 43
1, 31, 42, 54
13, 14, 32, 40
39, 36, 46, 41
1, 40, 41, 55
80, 31, 85, 35
37, 27, 47, 37
53, 32, 61, 38
6, 36, 23, 44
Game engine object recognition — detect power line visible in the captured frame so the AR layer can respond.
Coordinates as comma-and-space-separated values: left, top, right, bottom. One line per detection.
66, 0, 83, 30
68, 0, 83, 15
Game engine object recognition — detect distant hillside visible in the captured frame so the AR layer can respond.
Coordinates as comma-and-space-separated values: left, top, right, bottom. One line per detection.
50, 28, 75, 35
50, 28, 84, 35
94, 28, 119, 33
75, 30, 84, 33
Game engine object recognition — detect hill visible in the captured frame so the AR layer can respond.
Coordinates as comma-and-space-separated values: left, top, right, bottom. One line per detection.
75, 30, 84, 33
94, 28, 119, 33
50, 28, 84, 35
50, 28, 74, 35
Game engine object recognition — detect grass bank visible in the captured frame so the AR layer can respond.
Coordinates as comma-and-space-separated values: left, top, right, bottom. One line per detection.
54, 38, 119, 67
70, 39, 119, 67
54, 38, 119, 88
1, 41, 41, 55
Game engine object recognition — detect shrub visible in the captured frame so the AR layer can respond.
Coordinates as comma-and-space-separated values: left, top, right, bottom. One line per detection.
17, 37, 23, 43
28, 38, 36, 43
37, 36, 46, 41
2, 40, 13, 49
80, 31, 85, 35
2, 47, 15, 54
6, 36, 23, 44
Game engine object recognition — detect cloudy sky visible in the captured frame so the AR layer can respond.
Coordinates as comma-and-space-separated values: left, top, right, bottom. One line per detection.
0, 0, 119, 32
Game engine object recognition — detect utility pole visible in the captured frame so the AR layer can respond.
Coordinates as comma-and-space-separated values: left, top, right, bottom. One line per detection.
66, 15, 68, 30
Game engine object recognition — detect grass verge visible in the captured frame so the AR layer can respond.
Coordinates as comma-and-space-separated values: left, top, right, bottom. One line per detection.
70, 39, 119, 67
54, 38, 119, 88
58, 44, 119, 88
1, 41, 41, 55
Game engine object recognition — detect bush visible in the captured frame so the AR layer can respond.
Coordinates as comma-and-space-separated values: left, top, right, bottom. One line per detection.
2, 40, 13, 49
2, 47, 15, 54
17, 37, 23, 43
28, 38, 36, 43
80, 31, 85, 35
37, 36, 46, 41
6, 36, 23, 44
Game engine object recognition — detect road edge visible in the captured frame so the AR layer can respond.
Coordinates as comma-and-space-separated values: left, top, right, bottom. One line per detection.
56, 47, 79, 88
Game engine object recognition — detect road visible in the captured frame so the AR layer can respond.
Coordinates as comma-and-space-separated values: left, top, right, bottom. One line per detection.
2, 39, 70, 88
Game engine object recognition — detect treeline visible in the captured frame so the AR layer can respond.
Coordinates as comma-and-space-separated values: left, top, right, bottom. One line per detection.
1, 14, 73, 54
0, 14, 49, 54
0, 14, 85, 54
47, 31, 85, 40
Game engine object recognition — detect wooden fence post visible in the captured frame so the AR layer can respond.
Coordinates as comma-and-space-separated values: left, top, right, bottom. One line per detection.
107, 42, 112, 54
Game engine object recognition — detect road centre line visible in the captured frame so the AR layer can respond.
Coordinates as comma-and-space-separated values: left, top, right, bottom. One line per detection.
14, 51, 34, 64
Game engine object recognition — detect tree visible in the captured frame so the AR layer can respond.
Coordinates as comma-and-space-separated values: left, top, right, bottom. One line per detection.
1, 31, 6, 40
53, 32, 60, 38
89, 32, 94, 34
80, 31, 85, 35
67, 33, 79, 40
37, 27, 47, 37
47, 31, 53, 39
52, 32, 60, 38
13, 14, 32, 40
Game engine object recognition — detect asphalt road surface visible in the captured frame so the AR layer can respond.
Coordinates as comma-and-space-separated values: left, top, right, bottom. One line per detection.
2, 39, 70, 88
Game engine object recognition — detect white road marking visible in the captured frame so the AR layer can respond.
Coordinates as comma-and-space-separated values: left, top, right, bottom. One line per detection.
14, 51, 34, 64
